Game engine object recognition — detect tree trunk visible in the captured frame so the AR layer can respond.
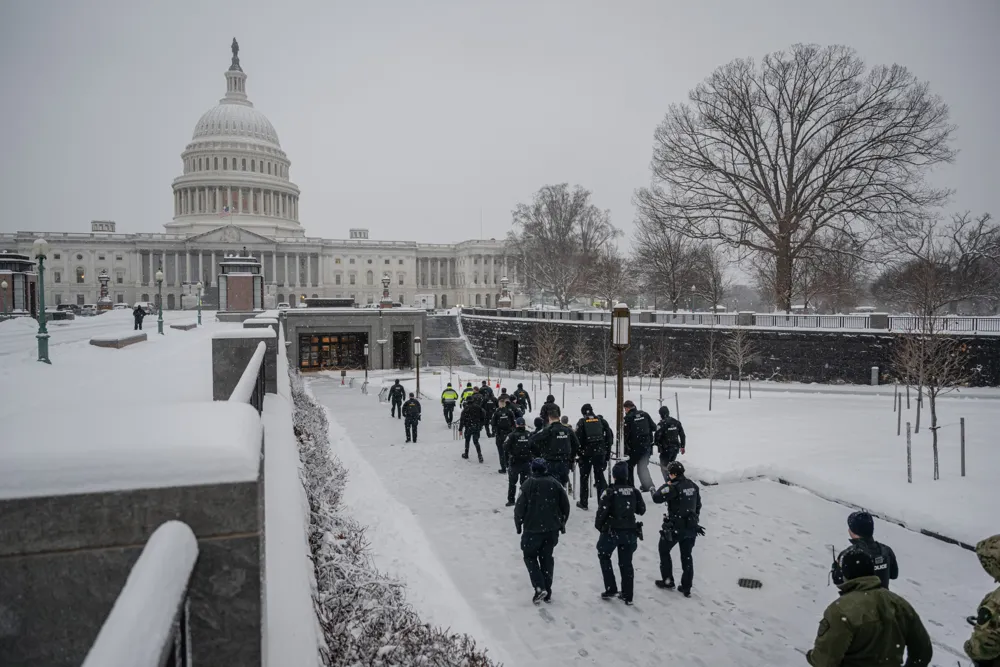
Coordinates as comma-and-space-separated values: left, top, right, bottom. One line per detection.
709, 376, 714, 411
775, 243, 794, 312
930, 392, 939, 480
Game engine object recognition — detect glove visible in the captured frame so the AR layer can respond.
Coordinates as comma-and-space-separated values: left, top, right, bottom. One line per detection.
696, 525, 706, 536
516, 525, 522, 535
680, 448, 685, 455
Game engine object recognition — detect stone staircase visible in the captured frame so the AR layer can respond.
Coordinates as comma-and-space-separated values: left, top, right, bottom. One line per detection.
424, 315, 476, 366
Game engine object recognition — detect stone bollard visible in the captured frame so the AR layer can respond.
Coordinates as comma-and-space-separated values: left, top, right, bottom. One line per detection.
869, 313, 889, 329
870, 366, 879, 386
212, 329, 278, 399
737, 311, 755, 327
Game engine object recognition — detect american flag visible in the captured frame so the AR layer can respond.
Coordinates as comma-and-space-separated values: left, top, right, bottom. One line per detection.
218, 205, 235, 218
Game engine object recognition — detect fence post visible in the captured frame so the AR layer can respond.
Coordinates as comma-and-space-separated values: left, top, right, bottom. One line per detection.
893, 384, 897, 412
562, 383, 565, 407
728, 375, 733, 399
896, 393, 902, 436
674, 392, 680, 419
960, 417, 966, 477
906, 384, 910, 409
906, 422, 912, 483
640, 394, 643, 411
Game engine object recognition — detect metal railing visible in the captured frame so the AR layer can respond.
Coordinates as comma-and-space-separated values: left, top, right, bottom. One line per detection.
888, 315, 1000, 333
229, 341, 267, 414
82, 521, 198, 667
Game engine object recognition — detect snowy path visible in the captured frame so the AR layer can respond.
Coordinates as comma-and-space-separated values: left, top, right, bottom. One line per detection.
310, 377, 989, 667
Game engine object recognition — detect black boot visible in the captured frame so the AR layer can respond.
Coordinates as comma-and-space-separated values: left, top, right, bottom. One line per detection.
543, 589, 552, 603
575, 501, 588, 510
478, 453, 484, 463
677, 587, 691, 598
505, 500, 515, 507
655, 579, 675, 589
532, 588, 545, 604
462, 452, 469, 459
600, 588, 618, 600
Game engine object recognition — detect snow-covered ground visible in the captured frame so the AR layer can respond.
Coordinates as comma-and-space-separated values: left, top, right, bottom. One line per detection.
309, 369, 996, 667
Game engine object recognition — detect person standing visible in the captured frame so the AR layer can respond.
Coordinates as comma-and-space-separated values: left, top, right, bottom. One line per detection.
503, 417, 534, 507
654, 406, 686, 484
491, 396, 521, 474
575, 403, 614, 510
651, 461, 702, 597
458, 395, 486, 463
482, 390, 498, 438
539, 394, 556, 421
460, 382, 475, 405
595, 461, 646, 605
402, 393, 421, 443
132, 304, 145, 331
514, 458, 571, 604
513, 383, 532, 412
388, 380, 406, 419
440, 383, 459, 426
807, 548, 933, 667
480, 379, 495, 401
623, 400, 656, 491
965, 534, 1000, 667
531, 404, 579, 488
831, 511, 899, 590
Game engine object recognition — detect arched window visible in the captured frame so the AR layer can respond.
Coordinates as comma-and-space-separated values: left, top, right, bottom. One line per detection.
277, 293, 284, 303
475, 294, 481, 305
242, 158, 246, 171
76, 267, 86, 283
289, 293, 295, 304
223, 157, 227, 170
441, 294, 448, 308
251, 159, 255, 172
141, 293, 149, 302
335, 273, 341, 285
366, 270, 374, 286
485, 293, 491, 307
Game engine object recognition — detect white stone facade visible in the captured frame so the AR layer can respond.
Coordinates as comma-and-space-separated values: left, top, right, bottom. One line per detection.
0, 42, 520, 311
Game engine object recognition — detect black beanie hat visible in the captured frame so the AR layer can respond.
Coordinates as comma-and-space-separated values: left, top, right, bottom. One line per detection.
530, 458, 548, 474
848, 511, 875, 538
839, 548, 876, 581
659, 405, 670, 418
546, 394, 555, 403
581, 403, 593, 415
533, 417, 544, 429
612, 461, 629, 482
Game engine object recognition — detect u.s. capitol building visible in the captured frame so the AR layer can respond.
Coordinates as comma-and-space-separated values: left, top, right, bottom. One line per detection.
0, 41, 518, 311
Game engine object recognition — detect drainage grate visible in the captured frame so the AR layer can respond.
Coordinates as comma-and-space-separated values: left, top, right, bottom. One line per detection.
738, 578, 763, 589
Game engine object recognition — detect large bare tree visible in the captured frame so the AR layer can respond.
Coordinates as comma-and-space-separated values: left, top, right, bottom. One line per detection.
508, 184, 621, 308
588, 247, 631, 308
632, 213, 701, 311
635, 43, 956, 311
530, 323, 565, 394
692, 244, 733, 311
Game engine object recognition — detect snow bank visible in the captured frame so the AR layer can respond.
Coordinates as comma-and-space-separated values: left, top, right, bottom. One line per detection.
0, 402, 262, 500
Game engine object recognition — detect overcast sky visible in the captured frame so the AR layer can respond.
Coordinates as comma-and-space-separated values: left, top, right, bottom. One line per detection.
1, 0, 997, 246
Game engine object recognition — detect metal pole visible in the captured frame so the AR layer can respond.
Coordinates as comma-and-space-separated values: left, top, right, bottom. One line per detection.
416, 355, 421, 396
896, 393, 902, 436
893, 384, 897, 412
960, 417, 966, 477
906, 422, 912, 483
562, 382, 565, 406
197, 288, 202, 325
157, 278, 164, 335
675, 391, 680, 419
615, 349, 624, 459
36, 257, 51, 364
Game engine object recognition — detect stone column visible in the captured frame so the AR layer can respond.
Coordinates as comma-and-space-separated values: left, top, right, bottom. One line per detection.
271, 251, 276, 283
294, 253, 300, 286
211, 251, 216, 287
283, 253, 289, 287
175, 251, 181, 285
227, 186, 232, 212
317, 253, 323, 287
306, 253, 312, 288
198, 252, 204, 285
186, 251, 191, 284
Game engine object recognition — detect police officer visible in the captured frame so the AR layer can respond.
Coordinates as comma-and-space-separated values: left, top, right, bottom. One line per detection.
402, 392, 421, 443
539, 394, 556, 421
480, 380, 495, 401
440, 382, 459, 426
622, 400, 656, 491
460, 382, 475, 405
388, 379, 406, 418
491, 396, 521, 474
831, 511, 899, 590
654, 406, 686, 483
513, 383, 532, 412
575, 403, 613, 510
531, 404, 579, 488
514, 458, 571, 604
595, 461, 646, 605
458, 395, 486, 463
651, 461, 702, 597
503, 417, 534, 507
482, 389, 499, 438
965, 534, 1000, 667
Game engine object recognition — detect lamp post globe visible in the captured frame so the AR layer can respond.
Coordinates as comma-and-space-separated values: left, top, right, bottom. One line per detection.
196, 281, 204, 325
155, 267, 164, 335
611, 302, 630, 458
1, 279, 8, 317
32, 238, 51, 364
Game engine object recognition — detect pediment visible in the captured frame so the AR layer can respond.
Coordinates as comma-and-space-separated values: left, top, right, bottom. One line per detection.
186, 225, 274, 245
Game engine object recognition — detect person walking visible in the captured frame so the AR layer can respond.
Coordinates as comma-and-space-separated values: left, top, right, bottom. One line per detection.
458, 395, 486, 463
514, 458, 571, 604
831, 511, 899, 590
513, 383, 532, 412
402, 393, 421, 443
503, 417, 534, 507
965, 534, 1000, 667
531, 403, 579, 488
595, 461, 646, 605
388, 380, 406, 419
440, 382, 459, 426
460, 382, 475, 405
491, 396, 521, 474
651, 461, 702, 597
623, 400, 656, 491
574, 403, 613, 510
654, 406, 686, 483
483, 390, 499, 438
807, 548, 933, 667
480, 379, 495, 401
132, 304, 145, 331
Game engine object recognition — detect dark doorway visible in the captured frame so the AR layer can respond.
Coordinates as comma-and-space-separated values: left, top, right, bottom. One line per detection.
299, 332, 369, 371
167, 293, 176, 310
392, 330, 412, 369
498, 336, 519, 369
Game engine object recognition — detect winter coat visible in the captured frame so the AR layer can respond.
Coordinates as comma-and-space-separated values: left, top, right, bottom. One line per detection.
806, 575, 933, 667
623, 409, 656, 457
459, 402, 486, 430
480, 384, 495, 400
401, 398, 421, 420
965, 534, 1000, 667
595, 482, 646, 534
133, 306, 145, 321
441, 387, 459, 405
575, 413, 613, 458
491, 405, 521, 436
460, 386, 475, 403
651, 475, 701, 539
388, 383, 406, 402
504, 428, 536, 466
655, 416, 686, 453
531, 422, 579, 463
832, 538, 899, 590
513, 388, 532, 411
514, 472, 570, 534
482, 393, 498, 417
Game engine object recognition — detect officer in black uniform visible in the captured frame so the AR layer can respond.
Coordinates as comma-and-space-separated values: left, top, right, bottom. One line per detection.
388, 379, 406, 418
530, 404, 579, 487
480, 380, 495, 401
402, 392, 421, 443
623, 400, 656, 491
458, 396, 486, 462
595, 461, 646, 605
575, 403, 614, 510
654, 406, 687, 483
513, 383, 532, 412
539, 394, 556, 421
503, 417, 534, 506
491, 396, 522, 473
651, 461, 702, 597
831, 511, 899, 590
482, 389, 499, 438
514, 458, 571, 604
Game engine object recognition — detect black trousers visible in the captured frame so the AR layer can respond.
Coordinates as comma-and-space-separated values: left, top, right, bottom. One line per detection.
391, 399, 402, 418
484, 411, 495, 437
597, 530, 638, 601
443, 403, 455, 425
521, 530, 559, 592
659, 448, 680, 484
507, 462, 530, 503
577, 453, 608, 508
495, 430, 511, 470
659, 532, 696, 591
547, 461, 570, 487
405, 418, 418, 442
134, 319, 143, 330
463, 428, 482, 455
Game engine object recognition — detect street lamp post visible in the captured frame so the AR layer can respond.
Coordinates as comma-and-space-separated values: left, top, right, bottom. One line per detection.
363, 343, 369, 383
413, 336, 422, 396
611, 302, 631, 459
155, 267, 164, 335
32, 238, 51, 364
1, 279, 7, 318
196, 281, 203, 326
690, 285, 696, 312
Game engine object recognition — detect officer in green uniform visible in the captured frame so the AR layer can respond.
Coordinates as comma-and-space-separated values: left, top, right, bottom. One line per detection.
440, 383, 459, 426
807, 548, 932, 667
965, 534, 1000, 667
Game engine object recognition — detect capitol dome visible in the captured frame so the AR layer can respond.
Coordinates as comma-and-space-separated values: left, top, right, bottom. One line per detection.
192, 103, 280, 147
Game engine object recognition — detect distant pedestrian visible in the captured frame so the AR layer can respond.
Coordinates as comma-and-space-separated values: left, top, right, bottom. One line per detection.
402, 393, 421, 443
132, 304, 145, 331
530, 403, 579, 488
964, 534, 1000, 667
491, 396, 521, 474
654, 406, 686, 484
483, 390, 499, 437
480, 380, 495, 401
440, 383, 459, 426
513, 383, 532, 412
514, 458, 571, 604
595, 461, 646, 605
539, 394, 556, 421
388, 380, 405, 419
831, 511, 899, 590
623, 400, 656, 491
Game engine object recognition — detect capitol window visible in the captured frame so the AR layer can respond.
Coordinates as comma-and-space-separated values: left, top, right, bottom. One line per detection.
366, 270, 374, 285
116, 254, 123, 261
398, 259, 404, 265
349, 274, 356, 285
53, 253, 60, 260
116, 271, 124, 284
251, 159, 256, 172
384, 259, 390, 265
334, 258, 341, 264
397, 273, 404, 285
367, 259, 372, 264
242, 158, 246, 171
76, 254, 83, 260
98, 254, 105, 260
349, 258, 355, 264
53, 271, 61, 284
223, 157, 228, 169
267, 163, 271, 175
214, 157, 218, 170
335, 274, 341, 285
76, 267, 85, 283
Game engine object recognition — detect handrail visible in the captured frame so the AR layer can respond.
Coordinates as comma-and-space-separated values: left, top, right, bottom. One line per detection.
229, 341, 267, 413
82, 521, 199, 667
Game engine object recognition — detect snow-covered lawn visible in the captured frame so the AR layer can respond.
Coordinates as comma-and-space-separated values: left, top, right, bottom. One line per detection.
309, 370, 995, 667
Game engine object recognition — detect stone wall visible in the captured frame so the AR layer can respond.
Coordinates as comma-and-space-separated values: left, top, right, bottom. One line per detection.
460, 314, 1000, 386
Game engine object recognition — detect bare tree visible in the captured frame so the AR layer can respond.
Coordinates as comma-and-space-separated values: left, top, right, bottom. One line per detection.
508, 184, 621, 308
647, 329, 675, 403
443, 344, 457, 381
570, 328, 593, 384
531, 323, 565, 394
704, 326, 723, 411
635, 43, 956, 311
588, 247, 631, 308
693, 244, 733, 311
599, 323, 611, 398
723, 327, 756, 398
632, 214, 701, 311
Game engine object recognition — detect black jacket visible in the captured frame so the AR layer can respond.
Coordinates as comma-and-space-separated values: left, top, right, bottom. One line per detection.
482, 394, 498, 416
480, 384, 495, 401
133, 306, 145, 321
623, 409, 656, 457
575, 414, 614, 458
651, 476, 702, 538
655, 416, 686, 452
491, 405, 521, 435
514, 472, 571, 534
531, 422, 579, 463
401, 398, 421, 420
513, 388, 532, 411
504, 428, 535, 465
833, 538, 899, 589
459, 402, 486, 430
595, 482, 646, 533
388, 384, 406, 402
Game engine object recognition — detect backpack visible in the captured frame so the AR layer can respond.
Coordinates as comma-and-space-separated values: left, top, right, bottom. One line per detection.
509, 432, 533, 463
582, 416, 604, 445
496, 409, 513, 431
630, 411, 651, 444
